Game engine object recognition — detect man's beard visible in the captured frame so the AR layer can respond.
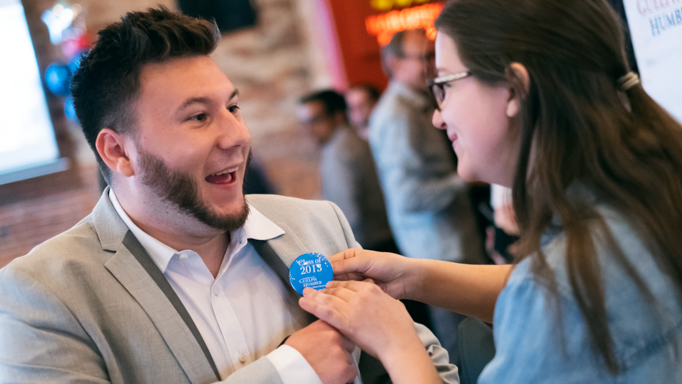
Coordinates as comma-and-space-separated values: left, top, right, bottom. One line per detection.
138, 148, 249, 231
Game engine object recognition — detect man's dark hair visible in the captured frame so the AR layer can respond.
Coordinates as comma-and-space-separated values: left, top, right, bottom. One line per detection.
380, 29, 425, 77
299, 89, 347, 117
348, 83, 381, 103
71, 6, 220, 184
382, 30, 408, 60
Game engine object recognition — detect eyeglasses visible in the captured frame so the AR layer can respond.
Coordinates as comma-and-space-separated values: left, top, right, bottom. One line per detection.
427, 71, 471, 110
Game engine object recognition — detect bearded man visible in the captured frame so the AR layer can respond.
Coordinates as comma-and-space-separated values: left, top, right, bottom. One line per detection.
0, 7, 458, 384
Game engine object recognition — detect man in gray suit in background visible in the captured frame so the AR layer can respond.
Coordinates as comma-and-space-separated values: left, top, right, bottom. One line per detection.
0, 7, 458, 384
297, 90, 396, 253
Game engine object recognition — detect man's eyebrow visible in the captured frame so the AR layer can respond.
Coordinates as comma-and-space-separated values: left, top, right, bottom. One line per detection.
176, 97, 211, 112
229, 89, 239, 101
176, 89, 240, 112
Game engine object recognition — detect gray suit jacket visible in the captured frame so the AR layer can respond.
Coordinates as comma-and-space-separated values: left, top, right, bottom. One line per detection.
369, 82, 485, 264
319, 126, 393, 249
0, 192, 458, 384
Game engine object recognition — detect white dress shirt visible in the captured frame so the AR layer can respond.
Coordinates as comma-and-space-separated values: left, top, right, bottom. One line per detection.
109, 190, 321, 384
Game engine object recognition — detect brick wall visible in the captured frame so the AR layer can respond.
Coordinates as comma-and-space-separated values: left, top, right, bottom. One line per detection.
0, 0, 334, 266
0, 165, 101, 267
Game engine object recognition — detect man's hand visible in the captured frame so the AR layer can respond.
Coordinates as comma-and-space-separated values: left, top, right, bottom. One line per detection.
285, 320, 357, 384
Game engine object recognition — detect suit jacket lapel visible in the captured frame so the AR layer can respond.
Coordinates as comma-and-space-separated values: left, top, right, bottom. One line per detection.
249, 224, 318, 327
248, 221, 311, 284
93, 191, 219, 383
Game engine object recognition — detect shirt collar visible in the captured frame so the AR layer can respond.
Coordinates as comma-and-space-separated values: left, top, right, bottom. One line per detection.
322, 125, 351, 149
109, 189, 177, 273
387, 81, 432, 111
242, 203, 285, 241
108, 189, 285, 273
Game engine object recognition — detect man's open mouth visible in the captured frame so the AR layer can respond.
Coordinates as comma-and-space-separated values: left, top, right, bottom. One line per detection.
205, 167, 238, 184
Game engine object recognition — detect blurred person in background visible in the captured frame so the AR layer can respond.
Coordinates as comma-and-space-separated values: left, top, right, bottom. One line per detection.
0, 8, 458, 384
243, 155, 276, 195
368, 28, 487, 365
345, 83, 381, 140
488, 184, 518, 264
299, 0, 682, 382
297, 89, 396, 254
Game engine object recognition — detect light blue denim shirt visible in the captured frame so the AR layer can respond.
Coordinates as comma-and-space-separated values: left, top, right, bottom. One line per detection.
479, 194, 682, 383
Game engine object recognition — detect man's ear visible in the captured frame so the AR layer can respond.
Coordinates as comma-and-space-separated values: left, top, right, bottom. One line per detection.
386, 55, 400, 78
506, 62, 530, 118
96, 129, 135, 177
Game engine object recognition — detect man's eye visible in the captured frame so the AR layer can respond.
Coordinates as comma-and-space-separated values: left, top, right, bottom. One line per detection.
189, 113, 207, 122
228, 105, 240, 114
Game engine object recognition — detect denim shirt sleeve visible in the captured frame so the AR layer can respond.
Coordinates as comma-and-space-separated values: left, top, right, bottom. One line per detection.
478, 203, 682, 384
478, 259, 617, 384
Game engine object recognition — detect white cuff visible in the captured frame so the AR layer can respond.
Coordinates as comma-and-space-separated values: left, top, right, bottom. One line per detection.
266, 345, 322, 384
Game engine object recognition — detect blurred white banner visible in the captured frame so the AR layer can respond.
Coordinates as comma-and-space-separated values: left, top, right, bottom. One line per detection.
623, 0, 682, 122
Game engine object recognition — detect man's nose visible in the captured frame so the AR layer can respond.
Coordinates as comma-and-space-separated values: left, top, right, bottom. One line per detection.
216, 110, 251, 150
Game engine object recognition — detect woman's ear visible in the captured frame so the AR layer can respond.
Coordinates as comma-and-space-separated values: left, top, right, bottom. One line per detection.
506, 62, 530, 118
96, 129, 135, 178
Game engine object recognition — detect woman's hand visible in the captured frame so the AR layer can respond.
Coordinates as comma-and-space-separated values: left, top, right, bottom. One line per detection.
330, 249, 416, 300
299, 280, 415, 358
299, 281, 441, 384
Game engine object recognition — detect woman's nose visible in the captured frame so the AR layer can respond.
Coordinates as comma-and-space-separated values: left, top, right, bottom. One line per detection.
432, 108, 445, 130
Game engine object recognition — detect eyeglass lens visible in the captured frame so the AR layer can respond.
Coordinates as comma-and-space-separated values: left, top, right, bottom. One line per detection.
429, 83, 444, 109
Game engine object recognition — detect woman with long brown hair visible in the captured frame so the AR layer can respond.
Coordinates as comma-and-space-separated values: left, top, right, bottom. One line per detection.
298, 0, 682, 382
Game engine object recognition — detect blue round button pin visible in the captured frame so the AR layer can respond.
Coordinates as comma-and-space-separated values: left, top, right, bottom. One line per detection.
289, 252, 333, 295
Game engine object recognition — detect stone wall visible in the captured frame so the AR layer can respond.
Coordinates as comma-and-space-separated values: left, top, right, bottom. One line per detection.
0, 0, 334, 266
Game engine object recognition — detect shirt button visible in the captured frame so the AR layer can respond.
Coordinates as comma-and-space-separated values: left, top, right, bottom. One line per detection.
238, 353, 247, 364
213, 286, 220, 296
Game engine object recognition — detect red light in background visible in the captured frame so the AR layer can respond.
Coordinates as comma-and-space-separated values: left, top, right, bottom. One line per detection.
365, 3, 443, 45
370, 0, 433, 12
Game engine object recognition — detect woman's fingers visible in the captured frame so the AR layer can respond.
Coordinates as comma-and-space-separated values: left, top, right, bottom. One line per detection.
299, 287, 350, 330
328, 248, 364, 264
325, 279, 376, 292
321, 286, 357, 302
329, 248, 379, 277
302, 280, 417, 360
329, 251, 366, 281
300, 282, 383, 330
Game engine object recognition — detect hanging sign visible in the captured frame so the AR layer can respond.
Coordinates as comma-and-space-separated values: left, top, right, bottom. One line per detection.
623, 0, 682, 122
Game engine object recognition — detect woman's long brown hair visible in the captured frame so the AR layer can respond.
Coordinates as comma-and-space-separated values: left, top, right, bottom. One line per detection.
436, 0, 682, 373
